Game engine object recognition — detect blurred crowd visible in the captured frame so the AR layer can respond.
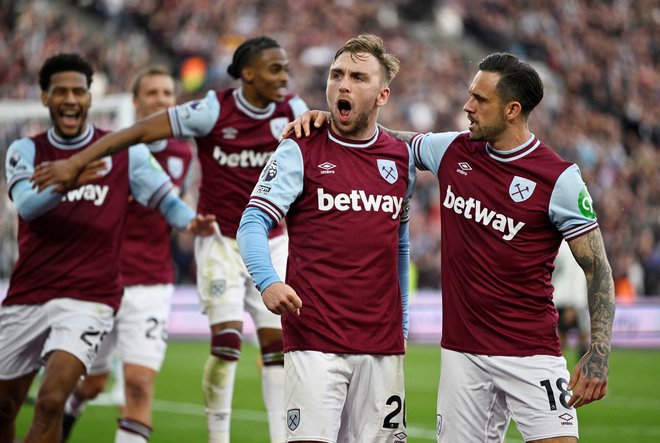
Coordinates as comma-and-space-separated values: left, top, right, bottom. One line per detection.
0, 0, 658, 295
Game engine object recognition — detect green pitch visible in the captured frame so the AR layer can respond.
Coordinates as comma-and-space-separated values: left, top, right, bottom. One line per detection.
15, 342, 660, 442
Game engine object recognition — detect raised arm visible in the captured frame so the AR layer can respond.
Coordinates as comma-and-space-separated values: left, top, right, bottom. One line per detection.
32, 111, 173, 192
566, 228, 616, 408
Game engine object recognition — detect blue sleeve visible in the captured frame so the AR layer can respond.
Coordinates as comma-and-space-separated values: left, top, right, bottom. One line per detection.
237, 207, 280, 292
398, 221, 410, 339
10, 181, 62, 222
129, 144, 194, 230
168, 90, 220, 138
410, 131, 464, 174
549, 164, 599, 240
289, 95, 309, 117
128, 144, 174, 208
157, 192, 195, 231
245, 138, 304, 223
5, 138, 62, 221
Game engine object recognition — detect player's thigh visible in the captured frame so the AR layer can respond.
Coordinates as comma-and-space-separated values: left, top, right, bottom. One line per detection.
43, 298, 115, 373
340, 354, 407, 443
115, 284, 174, 371
0, 304, 50, 379
491, 354, 579, 442
284, 351, 350, 442
195, 234, 247, 325
437, 348, 509, 443
88, 324, 118, 376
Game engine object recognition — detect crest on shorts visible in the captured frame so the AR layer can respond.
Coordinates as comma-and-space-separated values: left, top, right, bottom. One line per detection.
287, 409, 300, 431
509, 176, 536, 202
210, 279, 226, 297
270, 117, 289, 140
377, 159, 398, 184
167, 156, 184, 179
436, 414, 443, 436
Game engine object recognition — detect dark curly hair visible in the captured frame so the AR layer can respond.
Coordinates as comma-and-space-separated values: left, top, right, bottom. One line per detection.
39, 53, 94, 91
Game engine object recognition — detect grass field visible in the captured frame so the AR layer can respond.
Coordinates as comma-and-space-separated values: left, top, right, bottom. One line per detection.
15, 342, 660, 442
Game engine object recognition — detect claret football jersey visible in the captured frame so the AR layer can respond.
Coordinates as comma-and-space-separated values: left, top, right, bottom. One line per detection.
412, 131, 598, 356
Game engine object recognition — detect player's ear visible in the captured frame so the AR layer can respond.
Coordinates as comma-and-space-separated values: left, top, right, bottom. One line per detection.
505, 100, 522, 121
242, 66, 255, 83
40, 91, 48, 107
376, 86, 390, 108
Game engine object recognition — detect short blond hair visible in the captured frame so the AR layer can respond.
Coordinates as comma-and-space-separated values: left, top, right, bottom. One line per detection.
333, 34, 400, 86
131, 65, 172, 97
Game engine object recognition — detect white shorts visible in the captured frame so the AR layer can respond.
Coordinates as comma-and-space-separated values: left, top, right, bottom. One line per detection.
437, 348, 579, 442
285, 351, 407, 442
195, 228, 286, 329
0, 298, 114, 379
90, 284, 174, 374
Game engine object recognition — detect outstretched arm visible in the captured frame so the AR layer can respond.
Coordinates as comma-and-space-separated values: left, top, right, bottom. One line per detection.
378, 125, 417, 144
32, 111, 173, 192
566, 229, 615, 408
279, 110, 330, 142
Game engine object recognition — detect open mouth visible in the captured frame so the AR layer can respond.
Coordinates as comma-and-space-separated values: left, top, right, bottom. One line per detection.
337, 99, 351, 121
60, 109, 81, 126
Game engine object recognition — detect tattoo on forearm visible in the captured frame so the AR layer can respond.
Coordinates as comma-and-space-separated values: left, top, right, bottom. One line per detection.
379, 125, 416, 143
570, 230, 616, 378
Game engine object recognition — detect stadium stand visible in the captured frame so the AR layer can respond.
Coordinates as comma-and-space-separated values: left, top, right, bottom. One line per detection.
1, 0, 658, 295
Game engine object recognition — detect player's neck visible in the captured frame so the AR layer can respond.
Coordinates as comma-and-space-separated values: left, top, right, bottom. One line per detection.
239, 87, 270, 110
489, 126, 531, 151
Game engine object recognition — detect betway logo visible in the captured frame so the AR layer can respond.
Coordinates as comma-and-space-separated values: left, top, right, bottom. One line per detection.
443, 185, 524, 241
61, 184, 109, 206
317, 188, 403, 220
213, 146, 272, 168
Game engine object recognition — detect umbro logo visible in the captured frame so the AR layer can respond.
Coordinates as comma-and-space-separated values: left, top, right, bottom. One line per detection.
559, 413, 574, 425
222, 127, 238, 140
457, 162, 472, 176
318, 162, 336, 174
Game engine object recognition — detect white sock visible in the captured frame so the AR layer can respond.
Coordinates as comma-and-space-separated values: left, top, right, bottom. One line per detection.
115, 428, 148, 443
64, 391, 87, 417
262, 365, 286, 443
203, 356, 237, 443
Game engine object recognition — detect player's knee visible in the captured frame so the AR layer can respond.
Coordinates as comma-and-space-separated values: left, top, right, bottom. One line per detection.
210, 328, 242, 361
124, 375, 154, 405
34, 389, 68, 420
260, 339, 284, 366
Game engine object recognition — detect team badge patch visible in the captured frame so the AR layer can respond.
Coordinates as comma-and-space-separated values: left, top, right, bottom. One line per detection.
578, 187, 596, 219
270, 117, 289, 140
260, 158, 278, 182
98, 156, 112, 176
167, 156, 184, 179
287, 408, 300, 431
509, 176, 536, 202
377, 159, 398, 184
210, 279, 226, 297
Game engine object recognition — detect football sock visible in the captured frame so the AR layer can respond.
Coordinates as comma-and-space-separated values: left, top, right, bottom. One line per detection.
204, 328, 241, 443
115, 418, 152, 442
261, 340, 286, 443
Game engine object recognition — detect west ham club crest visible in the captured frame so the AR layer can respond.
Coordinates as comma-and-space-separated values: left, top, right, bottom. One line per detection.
377, 159, 398, 184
